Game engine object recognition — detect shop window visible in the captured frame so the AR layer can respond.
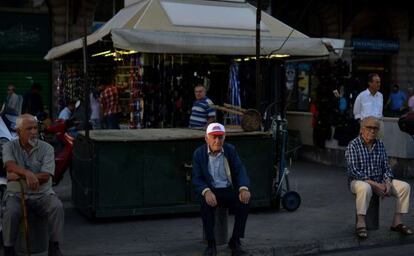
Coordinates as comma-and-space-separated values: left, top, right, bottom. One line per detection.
285, 59, 352, 115
285, 62, 312, 112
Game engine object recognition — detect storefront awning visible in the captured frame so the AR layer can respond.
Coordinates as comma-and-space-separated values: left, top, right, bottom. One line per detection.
111, 29, 339, 56
45, 0, 344, 60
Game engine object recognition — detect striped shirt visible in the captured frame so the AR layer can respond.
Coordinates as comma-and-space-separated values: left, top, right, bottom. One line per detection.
345, 136, 393, 184
100, 85, 121, 116
189, 97, 216, 128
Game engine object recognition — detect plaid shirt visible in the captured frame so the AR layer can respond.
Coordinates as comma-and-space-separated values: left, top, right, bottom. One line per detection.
100, 85, 121, 116
345, 136, 393, 183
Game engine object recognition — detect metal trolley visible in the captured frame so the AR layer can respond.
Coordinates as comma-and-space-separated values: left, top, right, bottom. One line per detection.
269, 114, 301, 212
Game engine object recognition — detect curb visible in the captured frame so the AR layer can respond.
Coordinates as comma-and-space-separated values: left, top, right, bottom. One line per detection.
162, 233, 414, 256
263, 233, 414, 256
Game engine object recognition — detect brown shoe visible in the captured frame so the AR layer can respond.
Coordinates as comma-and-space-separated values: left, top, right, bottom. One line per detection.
48, 241, 63, 256
391, 223, 413, 236
356, 226, 368, 239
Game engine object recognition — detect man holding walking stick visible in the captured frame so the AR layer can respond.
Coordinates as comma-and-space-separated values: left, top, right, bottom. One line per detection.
1, 114, 64, 256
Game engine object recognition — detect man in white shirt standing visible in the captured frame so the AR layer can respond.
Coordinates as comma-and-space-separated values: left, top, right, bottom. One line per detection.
353, 73, 384, 136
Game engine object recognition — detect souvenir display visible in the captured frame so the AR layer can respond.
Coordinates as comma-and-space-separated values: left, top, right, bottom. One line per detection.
55, 53, 228, 129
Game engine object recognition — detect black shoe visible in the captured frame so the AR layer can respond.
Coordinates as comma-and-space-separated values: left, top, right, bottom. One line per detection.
204, 245, 217, 256
48, 241, 63, 256
3, 246, 16, 256
228, 238, 248, 256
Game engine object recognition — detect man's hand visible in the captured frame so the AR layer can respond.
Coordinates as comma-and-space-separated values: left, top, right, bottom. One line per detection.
204, 190, 217, 207
7, 172, 20, 181
370, 182, 386, 198
239, 190, 251, 204
384, 181, 392, 197
25, 171, 39, 190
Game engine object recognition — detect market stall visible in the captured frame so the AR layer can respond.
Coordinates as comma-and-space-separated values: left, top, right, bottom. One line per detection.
72, 129, 274, 218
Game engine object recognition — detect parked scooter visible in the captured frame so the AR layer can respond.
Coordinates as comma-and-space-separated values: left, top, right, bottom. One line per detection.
38, 118, 75, 186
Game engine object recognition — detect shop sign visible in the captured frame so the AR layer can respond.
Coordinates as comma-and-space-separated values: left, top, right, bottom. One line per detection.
351, 38, 399, 52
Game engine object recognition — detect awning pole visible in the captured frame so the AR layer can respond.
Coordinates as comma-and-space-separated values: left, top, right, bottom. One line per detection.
255, 0, 262, 111
82, 12, 90, 138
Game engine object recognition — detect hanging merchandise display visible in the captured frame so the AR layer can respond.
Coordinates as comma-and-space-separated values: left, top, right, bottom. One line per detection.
227, 62, 241, 125
56, 64, 65, 110
54, 50, 253, 129
128, 54, 144, 129
56, 61, 112, 116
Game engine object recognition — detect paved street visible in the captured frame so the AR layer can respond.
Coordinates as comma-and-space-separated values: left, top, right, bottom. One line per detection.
2, 1, 414, 255
48, 160, 414, 256
322, 243, 414, 256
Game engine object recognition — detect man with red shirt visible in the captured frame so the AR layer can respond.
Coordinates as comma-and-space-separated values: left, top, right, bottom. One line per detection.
100, 78, 121, 129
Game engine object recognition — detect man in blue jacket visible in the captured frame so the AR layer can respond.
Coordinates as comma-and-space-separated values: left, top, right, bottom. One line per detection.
192, 123, 251, 256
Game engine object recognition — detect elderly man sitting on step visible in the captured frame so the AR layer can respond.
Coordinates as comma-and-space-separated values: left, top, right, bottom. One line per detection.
345, 116, 412, 239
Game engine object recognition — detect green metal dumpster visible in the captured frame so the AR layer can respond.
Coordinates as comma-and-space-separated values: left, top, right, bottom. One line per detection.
72, 128, 275, 219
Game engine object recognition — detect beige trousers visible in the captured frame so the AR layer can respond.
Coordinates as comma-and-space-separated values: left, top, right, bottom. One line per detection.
350, 179, 410, 215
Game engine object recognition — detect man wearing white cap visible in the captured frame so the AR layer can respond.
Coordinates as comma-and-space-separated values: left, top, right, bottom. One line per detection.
192, 123, 251, 256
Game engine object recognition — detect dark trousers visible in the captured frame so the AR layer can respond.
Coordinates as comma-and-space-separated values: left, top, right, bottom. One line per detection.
104, 113, 120, 129
201, 187, 249, 241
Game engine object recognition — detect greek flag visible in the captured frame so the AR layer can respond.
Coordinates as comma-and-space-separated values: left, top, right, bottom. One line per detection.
229, 62, 241, 124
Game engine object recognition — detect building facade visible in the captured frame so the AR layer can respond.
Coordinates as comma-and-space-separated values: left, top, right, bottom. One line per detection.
271, 0, 414, 93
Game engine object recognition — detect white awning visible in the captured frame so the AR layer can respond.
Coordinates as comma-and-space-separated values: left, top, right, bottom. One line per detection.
111, 29, 331, 56
45, 0, 343, 60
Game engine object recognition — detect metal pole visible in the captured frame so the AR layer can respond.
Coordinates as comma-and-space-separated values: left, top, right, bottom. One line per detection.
82, 9, 90, 138
255, 0, 262, 111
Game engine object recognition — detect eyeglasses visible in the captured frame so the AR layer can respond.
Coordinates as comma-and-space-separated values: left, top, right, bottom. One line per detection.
207, 134, 225, 140
364, 126, 379, 132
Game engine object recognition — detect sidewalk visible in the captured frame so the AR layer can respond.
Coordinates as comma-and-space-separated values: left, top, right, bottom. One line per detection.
37, 161, 414, 255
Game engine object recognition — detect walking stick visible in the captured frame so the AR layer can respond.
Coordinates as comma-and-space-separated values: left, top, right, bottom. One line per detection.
19, 179, 31, 256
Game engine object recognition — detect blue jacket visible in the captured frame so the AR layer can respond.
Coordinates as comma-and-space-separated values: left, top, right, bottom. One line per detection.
192, 143, 250, 196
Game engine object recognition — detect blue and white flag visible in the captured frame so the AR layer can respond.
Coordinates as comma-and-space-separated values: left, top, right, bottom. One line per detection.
228, 62, 241, 124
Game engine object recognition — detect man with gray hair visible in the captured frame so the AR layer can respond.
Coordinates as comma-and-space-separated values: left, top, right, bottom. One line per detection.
2, 114, 64, 256
345, 116, 411, 239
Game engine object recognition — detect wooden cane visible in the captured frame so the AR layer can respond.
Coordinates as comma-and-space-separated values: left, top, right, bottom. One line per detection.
19, 179, 31, 256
